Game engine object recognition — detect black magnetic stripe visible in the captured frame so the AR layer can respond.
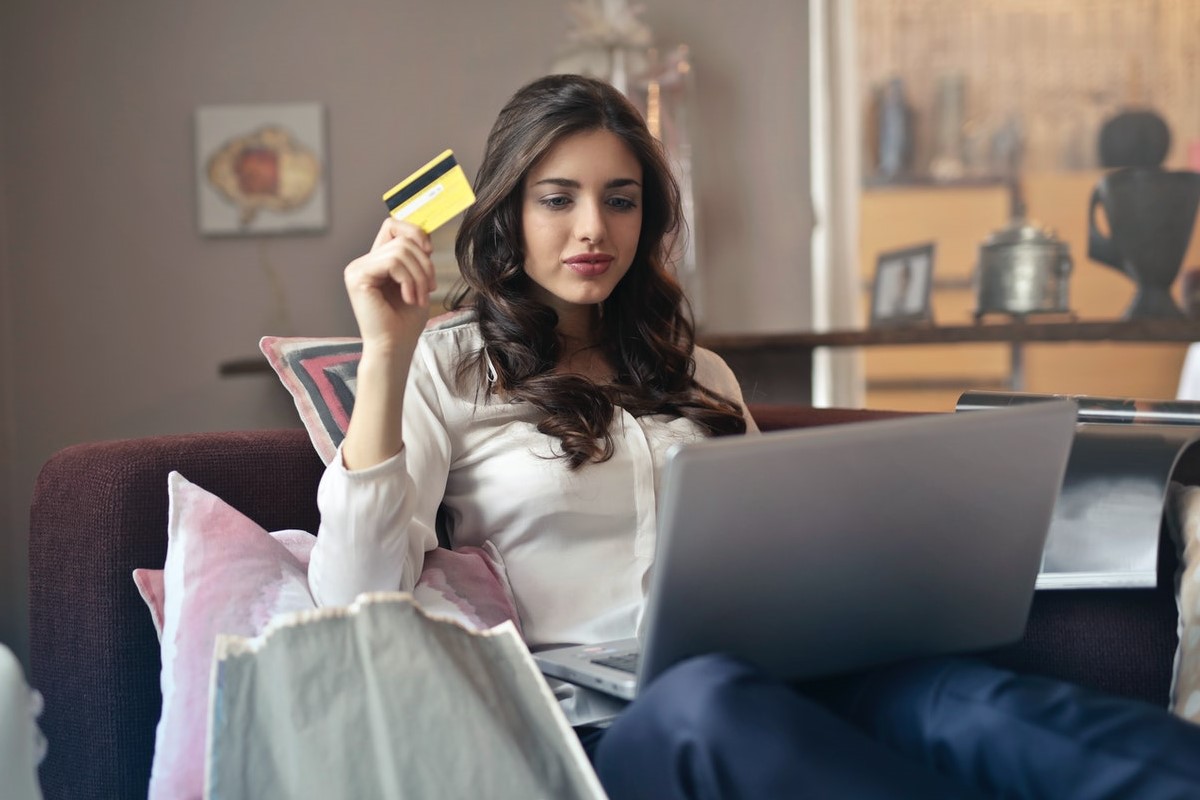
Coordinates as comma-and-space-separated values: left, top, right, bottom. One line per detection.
384, 154, 458, 211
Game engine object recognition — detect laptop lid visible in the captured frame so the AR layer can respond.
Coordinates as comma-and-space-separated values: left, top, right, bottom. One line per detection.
634, 399, 1077, 693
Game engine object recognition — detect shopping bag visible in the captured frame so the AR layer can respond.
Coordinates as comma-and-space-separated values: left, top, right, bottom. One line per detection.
204, 592, 607, 800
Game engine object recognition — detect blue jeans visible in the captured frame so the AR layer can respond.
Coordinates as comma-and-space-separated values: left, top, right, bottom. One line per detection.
588, 654, 1200, 799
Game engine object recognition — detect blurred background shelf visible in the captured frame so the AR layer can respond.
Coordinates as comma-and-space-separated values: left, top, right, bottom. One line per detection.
703, 318, 1200, 407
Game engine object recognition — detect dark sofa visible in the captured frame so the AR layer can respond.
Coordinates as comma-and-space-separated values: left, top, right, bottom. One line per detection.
27, 405, 1183, 799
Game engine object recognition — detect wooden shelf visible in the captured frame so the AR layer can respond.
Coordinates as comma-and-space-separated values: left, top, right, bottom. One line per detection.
701, 318, 1200, 406
700, 318, 1200, 351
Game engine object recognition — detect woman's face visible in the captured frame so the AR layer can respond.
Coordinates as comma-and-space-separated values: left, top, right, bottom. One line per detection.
520, 128, 643, 317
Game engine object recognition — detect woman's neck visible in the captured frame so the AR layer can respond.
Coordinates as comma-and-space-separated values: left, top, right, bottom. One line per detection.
555, 305, 602, 351
555, 305, 612, 382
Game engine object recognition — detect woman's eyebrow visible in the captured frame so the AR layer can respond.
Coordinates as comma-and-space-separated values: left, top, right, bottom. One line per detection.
531, 177, 643, 189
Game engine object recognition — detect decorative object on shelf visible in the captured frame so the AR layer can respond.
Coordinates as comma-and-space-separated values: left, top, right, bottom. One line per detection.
870, 242, 935, 327
973, 126, 1074, 322
973, 220, 1074, 321
1088, 167, 1200, 319
194, 103, 327, 235
1088, 110, 1200, 319
872, 76, 915, 183
1098, 109, 1171, 168
987, 115, 1024, 180
928, 72, 967, 182
550, 0, 653, 95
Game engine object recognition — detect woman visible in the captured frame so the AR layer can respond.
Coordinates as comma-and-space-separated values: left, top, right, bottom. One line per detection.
311, 74, 1200, 799
309, 72, 752, 725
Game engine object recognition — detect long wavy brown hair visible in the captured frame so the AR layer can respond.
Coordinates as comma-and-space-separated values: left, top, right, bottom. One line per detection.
450, 74, 746, 469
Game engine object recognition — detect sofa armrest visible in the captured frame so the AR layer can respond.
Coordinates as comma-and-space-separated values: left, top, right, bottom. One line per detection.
29, 428, 324, 800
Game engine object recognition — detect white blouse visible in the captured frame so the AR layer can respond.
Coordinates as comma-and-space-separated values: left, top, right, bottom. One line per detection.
310, 314, 757, 723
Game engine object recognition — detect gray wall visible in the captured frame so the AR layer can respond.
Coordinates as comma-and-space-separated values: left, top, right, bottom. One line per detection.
0, 27, 15, 664
0, 0, 811, 668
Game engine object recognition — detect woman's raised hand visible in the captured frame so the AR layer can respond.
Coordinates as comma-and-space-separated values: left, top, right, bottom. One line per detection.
339, 218, 437, 468
343, 218, 439, 355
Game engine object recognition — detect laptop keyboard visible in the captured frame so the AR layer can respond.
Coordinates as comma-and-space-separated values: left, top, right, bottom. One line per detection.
592, 652, 639, 674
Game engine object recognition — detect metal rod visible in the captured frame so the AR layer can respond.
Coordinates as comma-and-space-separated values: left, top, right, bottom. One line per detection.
1010, 341, 1026, 391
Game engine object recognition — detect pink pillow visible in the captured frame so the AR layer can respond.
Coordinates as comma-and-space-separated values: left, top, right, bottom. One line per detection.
134, 543, 522, 642
133, 528, 316, 642
147, 472, 316, 800
136, 471, 522, 800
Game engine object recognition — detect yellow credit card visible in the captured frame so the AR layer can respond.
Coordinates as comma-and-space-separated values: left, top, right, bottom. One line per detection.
382, 149, 475, 233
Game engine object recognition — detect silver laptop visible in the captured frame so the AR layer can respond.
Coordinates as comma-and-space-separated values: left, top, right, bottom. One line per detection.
534, 400, 1077, 701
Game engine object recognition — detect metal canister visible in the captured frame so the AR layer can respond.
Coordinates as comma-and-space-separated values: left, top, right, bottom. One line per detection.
974, 220, 1073, 318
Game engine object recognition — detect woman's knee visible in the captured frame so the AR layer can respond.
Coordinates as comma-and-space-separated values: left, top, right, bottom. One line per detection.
613, 653, 762, 737
592, 654, 759, 799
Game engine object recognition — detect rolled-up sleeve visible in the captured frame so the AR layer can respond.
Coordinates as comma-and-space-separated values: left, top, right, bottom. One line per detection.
309, 337, 452, 607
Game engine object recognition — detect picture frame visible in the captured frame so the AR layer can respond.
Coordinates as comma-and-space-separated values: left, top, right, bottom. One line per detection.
869, 242, 935, 327
194, 102, 328, 236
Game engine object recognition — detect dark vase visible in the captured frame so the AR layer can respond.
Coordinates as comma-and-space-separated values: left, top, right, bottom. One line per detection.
1098, 109, 1171, 169
1088, 167, 1200, 319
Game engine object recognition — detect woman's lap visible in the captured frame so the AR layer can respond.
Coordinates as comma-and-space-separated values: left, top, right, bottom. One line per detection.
590, 654, 977, 800
586, 653, 1200, 800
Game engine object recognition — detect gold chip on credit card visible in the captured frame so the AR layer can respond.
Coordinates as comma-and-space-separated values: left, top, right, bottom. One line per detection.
382, 149, 475, 233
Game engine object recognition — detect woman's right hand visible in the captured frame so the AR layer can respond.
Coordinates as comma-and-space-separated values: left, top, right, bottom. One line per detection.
340, 218, 437, 469
343, 218, 438, 356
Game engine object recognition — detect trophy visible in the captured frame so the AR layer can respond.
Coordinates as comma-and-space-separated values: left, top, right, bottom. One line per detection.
1088, 167, 1200, 319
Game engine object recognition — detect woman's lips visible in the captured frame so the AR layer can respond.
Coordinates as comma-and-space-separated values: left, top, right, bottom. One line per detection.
564, 254, 613, 277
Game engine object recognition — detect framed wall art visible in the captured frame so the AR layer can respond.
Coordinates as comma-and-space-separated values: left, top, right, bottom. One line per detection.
870, 242, 935, 327
194, 102, 328, 236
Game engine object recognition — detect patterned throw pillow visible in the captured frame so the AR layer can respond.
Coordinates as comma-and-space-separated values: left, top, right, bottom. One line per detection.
260, 310, 471, 464
259, 335, 362, 465
1165, 481, 1200, 722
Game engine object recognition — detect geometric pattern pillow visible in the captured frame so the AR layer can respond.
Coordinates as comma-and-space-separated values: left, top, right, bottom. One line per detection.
259, 309, 471, 465
1165, 481, 1200, 723
259, 335, 362, 465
